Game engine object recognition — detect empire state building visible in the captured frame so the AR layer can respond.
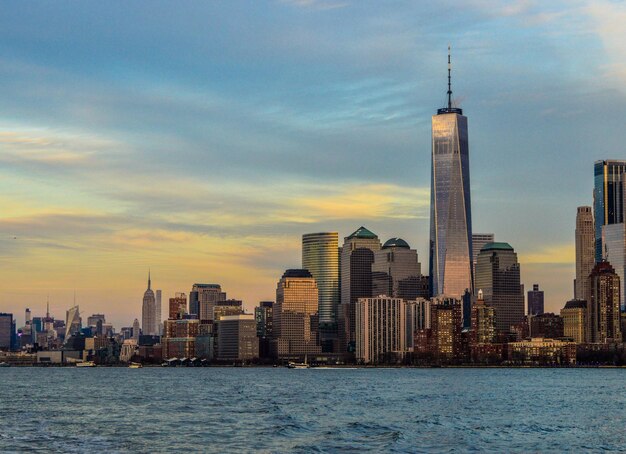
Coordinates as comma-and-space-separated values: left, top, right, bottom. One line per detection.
429, 47, 473, 299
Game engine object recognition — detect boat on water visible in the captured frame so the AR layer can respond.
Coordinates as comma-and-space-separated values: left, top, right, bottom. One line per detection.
0, 362, 10, 367
287, 362, 310, 369
128, 362, 143, 369
76, 361, 96, 368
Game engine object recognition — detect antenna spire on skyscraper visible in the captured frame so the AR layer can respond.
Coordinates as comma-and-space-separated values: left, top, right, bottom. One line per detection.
447, 44, 452, 109
148, 269, 151, 290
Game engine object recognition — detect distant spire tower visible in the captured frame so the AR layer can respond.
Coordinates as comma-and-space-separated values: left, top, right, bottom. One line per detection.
447, 44, 452, 109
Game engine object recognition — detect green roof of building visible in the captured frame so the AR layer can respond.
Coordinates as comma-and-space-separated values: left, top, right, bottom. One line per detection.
480, 242, 513, 251
346, 226, 378, 240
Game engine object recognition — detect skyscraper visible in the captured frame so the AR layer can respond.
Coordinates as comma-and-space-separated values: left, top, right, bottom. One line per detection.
355, 296, 407, 364
339, 226, 381, 353
0, 313, 13, 351
527, 284, 544, 316
575, 206, 595, 300
560, 299, 587, 343
587, 261, 621, 343
302, 232, 340, 329
142, 272, 157, 336
372, 238, 422, 300
190, 284, 227, 321
472, 233, 494, 287
169, 293, 188, 320
429, 48, 473, 299
593, 160, 626, 262
272, 269, 321, 360
475, 242, 524, 333
156, 289, 162, 335
602, 222, 626, 309
65, 306, 81, 340
132, 318, 140, 339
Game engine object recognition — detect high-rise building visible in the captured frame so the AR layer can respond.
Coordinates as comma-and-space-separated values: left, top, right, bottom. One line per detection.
405, 299, 431, 350
132, 318, 140, 340
355, 296, 407, 364
527, 284, 544, 316
372, 238, 422, 300
217, 314, 259, 361
529, 313, 564, 339
302, 232, 339, 329
339, 226, 381, 353
190, 284, 227, 321
156, 289, 162, 335
414, 297, 463, 361
0, 313, 14, 351
142, 272, 158, 336
475, 242, 524, 333
602, 222, 626, 309
575, 206, 595, 300
87, 314, 105, 328
429, 49, 473, 299
594, 160, 626, 262
472, 233, 495, 287
560, 299, 587, 343
471, 290, 495, 345
255, 301, 274, 359
168, 293, 188, 320
587, 261, 621, 343
272, 269, 321, 360
163, 318, 199, 359
65, 306, 81, 340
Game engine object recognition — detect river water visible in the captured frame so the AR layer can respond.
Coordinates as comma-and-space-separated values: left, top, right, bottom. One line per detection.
1, 367, 625, 452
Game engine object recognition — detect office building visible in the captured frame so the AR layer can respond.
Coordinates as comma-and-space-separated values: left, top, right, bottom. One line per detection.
213, 302, 244, 321
255, 301, 274, 338
414, 297, 463, 361
372, 238, 422, 300
508, 338, 576, 365
142, 272, 158, 336
355, 297, 407, 364
527, 284, 544, 316
472, 233, 495, 287
602, 222, 626, 309
594, 160, 626, 262
302, 232, 340, 329
340, 226, 381, 353
163, 319, 199, 359
429, 50, 473, 299
471, 290, 496, 344
529, 313, 564, 339
87, 314, 105, 328
168, 293, 188, 320
475, 242, 524, 332
588, 261, 621, 343
132, 318, 140, 340
0, 313, 14, 350
405, 299, 431, 349
272, 269, 321, 360
217, 314, 259, 361
65, 306, 81, 340
156, 289, 162, 335
190, 284, 227, 321
560, 299, 587, 343
575, 206, 595, 300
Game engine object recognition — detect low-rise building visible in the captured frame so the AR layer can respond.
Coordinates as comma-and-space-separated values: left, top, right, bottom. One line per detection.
507, 337, 576, 365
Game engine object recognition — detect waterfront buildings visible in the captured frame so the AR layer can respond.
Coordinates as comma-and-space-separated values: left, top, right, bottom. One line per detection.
475, 242, 524, 333
355, 297, 406, 364
561, 299, 587, 343
302, 232, 340, 330
593, 160, 626, 262
255, 301, 274, 358
142, 272, 158, 336
414, 297, 463, 361
272, 269, 321, 360
470, 290, 496, 344
340, 226, 381, 353
508, 338, 576, 365
372, 238, 423, 300
587, 261, 621, 343
405, 299, 431, 350
217, 314, 259, 361
163, 318, 199, 359
575, 206, 595, 300
429, 52, 473, 299
529, 313, 564, 339
527, 284, 544, 316
602, 222, 626, 309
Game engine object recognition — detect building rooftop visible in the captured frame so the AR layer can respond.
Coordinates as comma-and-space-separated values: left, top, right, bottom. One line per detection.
346, 226, 378, 240
382, 238, 410, 249
480, 242, 513, 252
282, 269, 313, 279
564, 299, 587, 309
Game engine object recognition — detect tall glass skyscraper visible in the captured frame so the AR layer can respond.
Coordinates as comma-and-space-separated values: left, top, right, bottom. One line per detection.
594, 160, 626, 262
302, 232, 339, 329
429, 49, 473, 299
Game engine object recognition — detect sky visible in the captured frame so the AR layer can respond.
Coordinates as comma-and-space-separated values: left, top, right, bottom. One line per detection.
1, 0, 626, 328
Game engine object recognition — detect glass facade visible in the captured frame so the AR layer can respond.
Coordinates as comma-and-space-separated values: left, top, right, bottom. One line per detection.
429, 111, 473, 299
602, 223, 626, 310
302, 232, 339, 328
594, 160, 626, 262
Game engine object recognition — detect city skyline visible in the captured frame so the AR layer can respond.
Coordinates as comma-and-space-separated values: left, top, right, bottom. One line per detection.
2, 2, 626, 328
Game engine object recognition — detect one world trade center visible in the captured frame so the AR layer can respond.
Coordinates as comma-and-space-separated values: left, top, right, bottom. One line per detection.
429, 47, 473, 299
